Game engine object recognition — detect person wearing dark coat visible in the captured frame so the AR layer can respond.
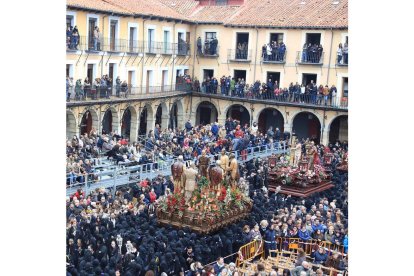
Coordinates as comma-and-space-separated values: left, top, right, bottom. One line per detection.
264, 224, 277, 258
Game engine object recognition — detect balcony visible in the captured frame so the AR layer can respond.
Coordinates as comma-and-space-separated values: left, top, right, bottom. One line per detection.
227, 49, 252, 62
173, 42, 191, 56
66, 84, 192, 103
125, 40, 144, 54
296, 51, 324, 65
261, 51, 286, 64
197, 43, 219, 57
336, 54, 348, 67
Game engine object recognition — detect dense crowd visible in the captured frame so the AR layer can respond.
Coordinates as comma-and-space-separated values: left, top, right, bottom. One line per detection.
66, 139, 348, 275
66, 117, 294, 187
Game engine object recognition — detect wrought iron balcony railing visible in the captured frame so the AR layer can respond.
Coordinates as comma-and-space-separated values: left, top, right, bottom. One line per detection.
227, 49, 252, 61
296, 50, 324, 64
196, 43, 220, 57
261, 50, 286, 64
66, 84, 192, 102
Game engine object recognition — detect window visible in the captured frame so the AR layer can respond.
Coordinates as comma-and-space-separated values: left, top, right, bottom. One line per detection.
270, 33, 284, 44
205, 32, 217, 41
305, 33, 321, 45
343, 77, 348, 97
66, 15, 74, 29
216, 0, 228, 5
109, 20, 118, 51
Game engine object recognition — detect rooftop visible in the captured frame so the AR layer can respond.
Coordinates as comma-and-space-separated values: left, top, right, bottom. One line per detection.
67, 0, 348, 29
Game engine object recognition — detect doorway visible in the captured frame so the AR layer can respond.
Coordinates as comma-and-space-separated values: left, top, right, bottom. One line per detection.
148, 29, 155, 53
129, 27, 137, 52
196, 101, 218, 125
161, 70, 168, 91
87, 64, 94, 82
88, 18, 97, 50
163, 30, 170, 54
266, 72, 281, 86
203, 69, 214, 80
139, 107, 148, 136
80, 111, 93, 136
269, 33, 284, 44
146, 70, 154, 93
109, 63, 115, 81
226, 105, 250, 127
234, 70, 246, 82
121, 109, 132, 139
306, 33, 321, 45
302, 73, 317, 86
110, 20, 117, 51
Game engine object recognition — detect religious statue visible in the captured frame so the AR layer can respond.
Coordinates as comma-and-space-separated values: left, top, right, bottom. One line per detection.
219, 148, 229, 172
183, 162, 198, 204
289, 137, 297, 166
294, 140, 302, 168
209, 160, 224, 192
239, 177, 249, 197
227, 153, 240, 186
171, 155, 185, 193
198, 150, 210, 179
306, 141, 317, 170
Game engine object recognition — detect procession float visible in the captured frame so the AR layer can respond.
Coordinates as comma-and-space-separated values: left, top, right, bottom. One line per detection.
267, 139, 334, 198
156, 152, 252, 234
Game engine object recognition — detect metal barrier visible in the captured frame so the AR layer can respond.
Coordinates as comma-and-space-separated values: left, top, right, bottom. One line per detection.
66, 142, 289, 196
236, 239, 265, 267
276, 237, 346, 256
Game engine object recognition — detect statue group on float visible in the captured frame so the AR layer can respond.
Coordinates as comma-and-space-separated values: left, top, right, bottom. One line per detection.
171, 149, 240, 205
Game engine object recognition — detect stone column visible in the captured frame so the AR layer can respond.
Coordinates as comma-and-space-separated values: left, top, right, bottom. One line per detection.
321, 127, 330, 146
161, 114, 169, 130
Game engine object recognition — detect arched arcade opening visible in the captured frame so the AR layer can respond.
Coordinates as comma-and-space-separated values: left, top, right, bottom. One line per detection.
155, 102, 168, 130
195, 101, 218, 125
66, 110, 77, 139
292, 112, 321, 144
257, 108, 284, 134
139, 105, 153, 136
329, 115, 348, 144
102, 108, 119, 135
226, 104, 250, 127
169, 100, 184, 130
79, 110, 98, 136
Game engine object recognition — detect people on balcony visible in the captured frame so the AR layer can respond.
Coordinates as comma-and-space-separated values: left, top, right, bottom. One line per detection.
302, 43, 323, 63
93, 26, 101, 51
337, 43, 343, 64
263, 41, 287, 62
66, 25, 80, 50
342, 42, 348, 64
197, 36, 202, 55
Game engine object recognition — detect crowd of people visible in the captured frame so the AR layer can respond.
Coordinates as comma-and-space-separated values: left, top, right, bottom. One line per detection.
66, 76, 129, 101
66, 116, 294, 187
66, 137, 348, 275
190, 75, 340, 107
262, 41, 287, 62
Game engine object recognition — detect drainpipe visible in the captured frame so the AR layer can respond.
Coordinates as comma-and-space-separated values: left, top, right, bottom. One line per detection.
141, 18, 147, 93
321, 28, 334, 145
171, 21, 177, 88
192, 22, 198, 80
101, 14, 108, 77
253, 27, 259, 83
326, 28, 334, 85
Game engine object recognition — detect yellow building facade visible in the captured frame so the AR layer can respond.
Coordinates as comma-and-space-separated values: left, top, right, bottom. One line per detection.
66, 0, 348, 145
